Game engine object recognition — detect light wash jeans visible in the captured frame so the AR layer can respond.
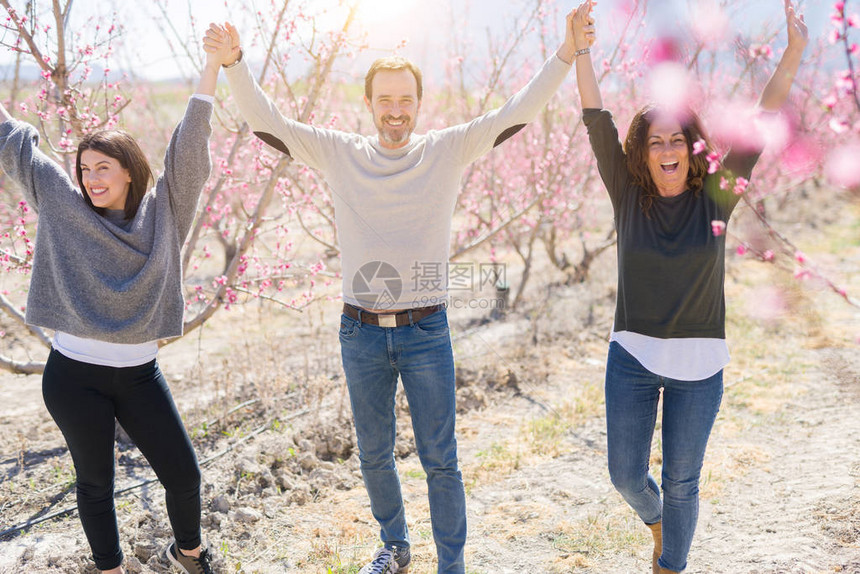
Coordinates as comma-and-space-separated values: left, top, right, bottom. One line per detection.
604, 341, 723, 572
339, 309, 466, 574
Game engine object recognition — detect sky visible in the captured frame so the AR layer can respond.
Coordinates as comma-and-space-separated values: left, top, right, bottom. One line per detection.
0, 0, 838, 84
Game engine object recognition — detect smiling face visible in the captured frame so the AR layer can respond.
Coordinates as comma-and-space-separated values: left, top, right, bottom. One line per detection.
364, 69, 421, 149
79, 149, 132, 211
646, 115, 690, 197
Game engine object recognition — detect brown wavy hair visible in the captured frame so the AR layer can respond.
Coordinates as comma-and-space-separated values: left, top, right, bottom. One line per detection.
365, 56, 424, 101
76, 130, 153, 221
623, 104, 713, 216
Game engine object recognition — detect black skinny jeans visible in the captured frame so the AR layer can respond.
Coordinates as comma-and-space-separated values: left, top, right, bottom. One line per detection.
42, 349, 201, 570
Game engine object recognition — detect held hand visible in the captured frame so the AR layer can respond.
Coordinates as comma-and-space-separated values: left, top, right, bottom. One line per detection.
784, 0, 808, 53
571, 0, 596, 51
203, 21, 241, 67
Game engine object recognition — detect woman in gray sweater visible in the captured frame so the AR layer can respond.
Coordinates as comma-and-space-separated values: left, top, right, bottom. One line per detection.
0, 26, 230, 574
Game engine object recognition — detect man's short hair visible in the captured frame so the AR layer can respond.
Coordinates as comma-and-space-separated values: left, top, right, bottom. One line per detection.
364, 57, 423, 101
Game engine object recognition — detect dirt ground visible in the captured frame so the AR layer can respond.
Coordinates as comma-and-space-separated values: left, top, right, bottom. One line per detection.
0, 188, 859, 573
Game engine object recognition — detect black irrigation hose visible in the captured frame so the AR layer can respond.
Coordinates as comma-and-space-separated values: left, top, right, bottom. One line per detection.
0, 407, 310, 539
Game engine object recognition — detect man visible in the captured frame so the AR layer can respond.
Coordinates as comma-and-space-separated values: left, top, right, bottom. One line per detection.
204, 9, 590, 572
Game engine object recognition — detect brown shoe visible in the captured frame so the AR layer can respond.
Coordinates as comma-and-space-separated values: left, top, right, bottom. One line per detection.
646, 521, 662, 574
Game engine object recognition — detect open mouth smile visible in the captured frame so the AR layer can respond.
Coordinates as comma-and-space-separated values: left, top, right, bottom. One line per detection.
660, 161, 679, 174
383, 116, 408, 127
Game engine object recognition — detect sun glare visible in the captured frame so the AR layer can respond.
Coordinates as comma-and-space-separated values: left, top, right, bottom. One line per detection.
353, 0, 423, 30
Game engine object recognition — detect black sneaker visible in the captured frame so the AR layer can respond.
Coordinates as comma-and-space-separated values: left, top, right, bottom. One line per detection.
358, 545, 411, 573
166, 541, 214, 574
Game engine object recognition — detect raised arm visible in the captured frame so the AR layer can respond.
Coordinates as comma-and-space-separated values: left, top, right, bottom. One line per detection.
573, 0, 601, 110
160, 32, 220, 240
0, 96, 78, 212
195, 25, 223, 98
203, 21, 341, 172
757, 0, 808, 111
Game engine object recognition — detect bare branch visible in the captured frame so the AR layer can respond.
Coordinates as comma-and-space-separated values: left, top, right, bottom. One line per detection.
0, 355, 44, 374
0, 292, 51, 347
0, 0, 51, 74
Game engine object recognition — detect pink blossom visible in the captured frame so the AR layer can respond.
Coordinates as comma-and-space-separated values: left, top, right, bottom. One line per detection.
733, 177, 749, 196
693, 138, 706, 155
706, 152, 721, 174
793, 267, 811, 280
720, 176, 730, 190
763, 250, 774, 262
822, 94, 838, 110
736, 244, 748, 256
829, 28, 842, 44
795, 251, 806, 264
711, 220, 726, 236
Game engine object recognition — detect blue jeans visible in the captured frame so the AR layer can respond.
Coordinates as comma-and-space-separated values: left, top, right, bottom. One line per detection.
339, 309, 466, 574
604, 341, 723, 573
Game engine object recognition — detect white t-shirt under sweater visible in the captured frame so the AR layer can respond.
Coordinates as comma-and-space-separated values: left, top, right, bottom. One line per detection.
224, 55, 571, 310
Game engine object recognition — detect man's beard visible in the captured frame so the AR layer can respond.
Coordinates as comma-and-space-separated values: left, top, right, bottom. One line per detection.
378, 114, 413, 146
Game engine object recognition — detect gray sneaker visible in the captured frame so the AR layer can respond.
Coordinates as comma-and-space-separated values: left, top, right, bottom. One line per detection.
166, 541, 214, 574
358, 545, 411, 573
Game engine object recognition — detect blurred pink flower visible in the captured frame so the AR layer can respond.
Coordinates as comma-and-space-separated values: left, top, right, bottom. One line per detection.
755, 113, 790, 150
795, 251, 806, 263
763, 250, 774, 261
690, 0, 729, 44
825, 142, 860, 189
781, 137, 823, 178
736, 244, 748, 256
646, 36, 684, 65
693, 138, 706, 155
745, 286, 787, 322
748, 44, 774, 60
829, 117, 850, 133
711, 220, 726, 236
648, 62, 695, 115
733, 177, 749, 195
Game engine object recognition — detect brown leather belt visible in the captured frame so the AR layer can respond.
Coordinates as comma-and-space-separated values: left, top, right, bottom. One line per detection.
342, 303, 443, 328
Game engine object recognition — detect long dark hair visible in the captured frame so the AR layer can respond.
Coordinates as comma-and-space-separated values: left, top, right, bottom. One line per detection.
623, 104, 713, 216
76, 130, 153, 220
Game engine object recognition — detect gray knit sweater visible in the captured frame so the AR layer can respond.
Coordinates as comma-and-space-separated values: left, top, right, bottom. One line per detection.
225, 55, 571, 310
0, 98, 213, 343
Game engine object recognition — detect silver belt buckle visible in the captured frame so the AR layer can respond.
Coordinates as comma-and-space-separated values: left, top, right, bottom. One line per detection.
378, 314, 398, 328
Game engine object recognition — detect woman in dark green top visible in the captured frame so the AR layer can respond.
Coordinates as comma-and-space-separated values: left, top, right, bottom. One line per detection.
570, 1, 807, 572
